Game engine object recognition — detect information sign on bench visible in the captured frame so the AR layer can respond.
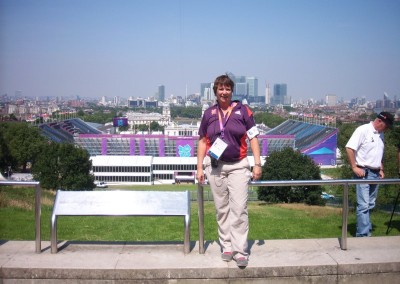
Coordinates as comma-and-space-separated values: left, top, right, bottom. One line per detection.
51, 190, 190, 254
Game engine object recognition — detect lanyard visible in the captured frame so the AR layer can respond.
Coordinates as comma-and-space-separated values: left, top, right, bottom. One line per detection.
217, 102, 237, 140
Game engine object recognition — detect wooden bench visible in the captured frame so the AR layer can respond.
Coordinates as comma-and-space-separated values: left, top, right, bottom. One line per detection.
51, 190, 191, 254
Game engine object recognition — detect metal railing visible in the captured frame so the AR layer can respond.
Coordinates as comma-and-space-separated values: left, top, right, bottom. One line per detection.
197, 178, 400, 254
0, 180, 42, 253
2, 178, 399, 255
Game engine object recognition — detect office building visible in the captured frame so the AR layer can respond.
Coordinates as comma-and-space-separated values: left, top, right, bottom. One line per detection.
265, 83, 271, 105
201, 73, 262, 103
325, 94, 337, 107
158, 85, 165, 102
246, 77, 261, 103
271, 84, 289, 106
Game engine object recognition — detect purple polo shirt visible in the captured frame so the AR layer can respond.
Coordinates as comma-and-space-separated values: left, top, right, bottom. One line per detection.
198, 101, 257, 162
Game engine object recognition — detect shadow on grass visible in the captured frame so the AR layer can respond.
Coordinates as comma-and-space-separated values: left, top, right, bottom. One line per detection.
385, 220, 400, 234
346, 219, 400, 236
347, 222, 377, 237
347, 222, 357, 237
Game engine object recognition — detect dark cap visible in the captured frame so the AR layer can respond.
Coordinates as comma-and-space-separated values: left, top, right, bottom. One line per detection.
377, 111, 394, 127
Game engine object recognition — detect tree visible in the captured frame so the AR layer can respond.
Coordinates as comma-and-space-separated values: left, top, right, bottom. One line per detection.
257, 147, 324, 205
150, 121, 164, 132
253, 112, 286, 128
0, 124, 15, 175
32, 143, 95, 190
0, 122, 47, 172
137, 124, 149, 132
118, 125, 129, 132
170, 106, 202, 119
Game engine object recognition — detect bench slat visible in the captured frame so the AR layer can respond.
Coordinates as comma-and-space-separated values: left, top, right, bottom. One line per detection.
53, 191, 189, 216
51, 190, 191, 254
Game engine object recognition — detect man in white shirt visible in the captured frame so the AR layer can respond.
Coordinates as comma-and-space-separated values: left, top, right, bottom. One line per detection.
346, 111, 394, 237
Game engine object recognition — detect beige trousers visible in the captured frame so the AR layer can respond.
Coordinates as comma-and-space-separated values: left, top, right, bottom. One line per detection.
204, 156, 251, 258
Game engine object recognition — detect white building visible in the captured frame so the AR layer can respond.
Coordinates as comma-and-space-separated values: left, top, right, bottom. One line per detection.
90, 155, 199, 185
164, 122, 200, 137
325, 94, 337, 107
90, 155, 262, 185
126, 105, 171, 131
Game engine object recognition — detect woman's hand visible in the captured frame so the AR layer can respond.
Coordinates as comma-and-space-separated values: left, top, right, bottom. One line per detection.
197, 168, 205, 184
252, 166, 262, 180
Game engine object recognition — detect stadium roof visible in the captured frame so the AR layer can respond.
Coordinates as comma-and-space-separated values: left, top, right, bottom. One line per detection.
266, 119, 337, 151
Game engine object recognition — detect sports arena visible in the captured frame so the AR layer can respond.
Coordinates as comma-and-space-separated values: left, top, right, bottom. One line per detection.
39, 117, 337, 185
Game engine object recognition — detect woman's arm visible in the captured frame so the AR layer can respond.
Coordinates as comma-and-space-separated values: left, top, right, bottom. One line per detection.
250, 137, 262, 180
196, 137, 207, 184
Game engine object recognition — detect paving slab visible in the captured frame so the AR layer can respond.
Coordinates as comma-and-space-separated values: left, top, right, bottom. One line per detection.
231, 238, 338, 279
318, 236, 400, 275
0, 237, 399, 283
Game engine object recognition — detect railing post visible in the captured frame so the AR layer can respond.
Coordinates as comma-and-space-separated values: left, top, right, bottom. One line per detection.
34, 183, 42, 253
197, 183, 205, 254
341, 182, 349, 250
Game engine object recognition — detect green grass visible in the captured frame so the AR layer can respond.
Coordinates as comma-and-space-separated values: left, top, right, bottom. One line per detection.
1, 186, 399, 242
320, 167, 342, 179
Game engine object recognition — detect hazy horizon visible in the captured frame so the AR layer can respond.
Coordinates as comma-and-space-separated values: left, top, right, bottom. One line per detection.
1, 0, 399, 102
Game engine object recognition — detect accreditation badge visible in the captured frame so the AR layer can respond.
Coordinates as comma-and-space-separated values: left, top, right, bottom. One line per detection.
208, 137, 228, 160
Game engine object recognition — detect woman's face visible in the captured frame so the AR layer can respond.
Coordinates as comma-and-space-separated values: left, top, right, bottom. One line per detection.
216, 84, 232, 105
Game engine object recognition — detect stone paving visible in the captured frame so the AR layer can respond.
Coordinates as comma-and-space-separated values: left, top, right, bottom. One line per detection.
1, 236, 400, 283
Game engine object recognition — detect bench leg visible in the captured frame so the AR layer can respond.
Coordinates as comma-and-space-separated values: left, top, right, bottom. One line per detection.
51, 215, 58, 253
184, 214, 190, 254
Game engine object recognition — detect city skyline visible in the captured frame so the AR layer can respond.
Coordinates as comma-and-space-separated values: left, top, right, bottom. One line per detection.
1, 0, 399, 102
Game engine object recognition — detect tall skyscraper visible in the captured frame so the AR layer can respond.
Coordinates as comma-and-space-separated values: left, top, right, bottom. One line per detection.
271, 84, 288, 106
201, 73, 263, 104
325, 94, 337, 107
227, 73, 246, 100
383, 92, 390, 108
204, 87, 213, 100
228, 73, 260, 102
201, 83, 212, 99
114, 96, 120, 106
235, 83, 248, 98
158, 85, 165, 102
265, 83, 271, 105
246, 77, 258, 102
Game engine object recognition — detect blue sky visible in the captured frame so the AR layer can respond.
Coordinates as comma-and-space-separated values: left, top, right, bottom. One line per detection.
0, 0, 399, 102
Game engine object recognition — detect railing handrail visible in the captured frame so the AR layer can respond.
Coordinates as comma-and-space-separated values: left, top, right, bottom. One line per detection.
249, 178, 400, 186
0, 180, 42, 253
197, 178, 400, 254
2, 178, 400, 255
0, 180, 40, 186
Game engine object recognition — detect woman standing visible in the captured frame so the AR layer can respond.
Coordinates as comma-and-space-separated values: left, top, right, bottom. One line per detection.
196, 74, 262, 268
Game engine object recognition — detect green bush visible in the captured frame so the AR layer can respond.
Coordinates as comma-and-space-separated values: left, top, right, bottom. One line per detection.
258, 147, 324, 205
